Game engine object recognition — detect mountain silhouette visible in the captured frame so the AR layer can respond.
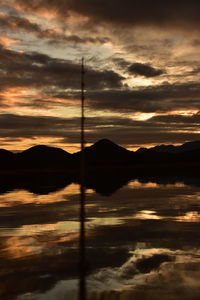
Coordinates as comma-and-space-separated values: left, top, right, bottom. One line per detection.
0, 139, 200, 172
73, 138, 134, 166
0, 140, 200, 195
0, 148, 14, 158
88, 139, 130, 153
0, 149, 15, 169
16, 145, 71, 169
137, 140, 200, 153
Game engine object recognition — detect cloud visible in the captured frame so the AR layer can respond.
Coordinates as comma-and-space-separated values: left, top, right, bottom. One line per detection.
127, 63, 164, 78
112, 58, 131, 69
0, 44, 124, 98
0, 32, 19, 47
15, 0, 200, 30
85, 82, 200, 113
1, 42, 200, 117
0, 12, 109, 45
87, 82, 200, 112
0, 113, 199, 148
150, 112, 200, 124
0, 13, 41, 32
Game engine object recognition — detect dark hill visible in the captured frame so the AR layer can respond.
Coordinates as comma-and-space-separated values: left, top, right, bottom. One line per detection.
0, 149, 14, 158
137, 140, 200, 154
0, 149, 15, 169
73, 139, 135, 166
19, 145, 70, 157
16, 145, 71, 169
175, 148, 200, 162
87, 139, 131, 156
0, 139, 200, 172
177, 140, 200, 153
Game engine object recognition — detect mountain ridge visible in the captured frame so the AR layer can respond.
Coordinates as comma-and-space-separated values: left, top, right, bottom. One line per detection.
0, 139, 200, 171
3, 139, 200, 155
137, 140, 200, 153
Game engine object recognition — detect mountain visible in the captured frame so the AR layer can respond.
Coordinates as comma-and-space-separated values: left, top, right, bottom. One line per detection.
18, 145, 70, 157
0, 149, 15, 169
72, 139, 135, 166
16, 145, 71, 169
86, 139, 131, 156
0, 148, 14, 158
176, 141, 200, 153
137, 140, 200, 154
0, 139, 200, 172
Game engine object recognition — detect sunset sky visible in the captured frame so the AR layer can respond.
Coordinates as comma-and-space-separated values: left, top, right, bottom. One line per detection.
0, 0, 200, 152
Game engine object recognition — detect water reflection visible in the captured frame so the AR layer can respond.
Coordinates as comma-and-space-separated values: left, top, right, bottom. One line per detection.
0, 183, 94, 207
88, 246, 200, 299
134, 210, 162, 220
0, 177, 199, 299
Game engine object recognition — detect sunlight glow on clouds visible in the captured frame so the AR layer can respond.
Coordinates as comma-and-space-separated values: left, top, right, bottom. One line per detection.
0, 0, 200, 151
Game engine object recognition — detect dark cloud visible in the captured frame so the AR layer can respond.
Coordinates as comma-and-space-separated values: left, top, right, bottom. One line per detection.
150, 112, 200, 124
0, 13, 109, 45
0, 113, 199, 149
0, 114, 81, 141
0, 14, 41, 32
127, 63, 164, 78
45, 33, 109, 45
112, 58, 131, 69
15, 0, 200, 30
0, 44, 123, 96
85, 82, 200, 113
0, 42, 200, 116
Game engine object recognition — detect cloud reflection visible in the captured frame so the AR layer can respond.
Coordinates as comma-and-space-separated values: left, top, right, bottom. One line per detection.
0, 178, 199, 299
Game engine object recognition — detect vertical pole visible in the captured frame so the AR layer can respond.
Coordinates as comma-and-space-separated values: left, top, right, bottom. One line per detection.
79, 57, 86, 300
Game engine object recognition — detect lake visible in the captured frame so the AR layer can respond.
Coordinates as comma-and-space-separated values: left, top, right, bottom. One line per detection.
0, 175, 200, 300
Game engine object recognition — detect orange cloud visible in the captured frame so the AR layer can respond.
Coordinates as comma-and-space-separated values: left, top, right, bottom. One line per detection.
0, 32, 20, 48
0, 87, 31, 104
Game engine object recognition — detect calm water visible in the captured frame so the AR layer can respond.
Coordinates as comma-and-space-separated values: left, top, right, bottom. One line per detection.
0, 177, 200, 300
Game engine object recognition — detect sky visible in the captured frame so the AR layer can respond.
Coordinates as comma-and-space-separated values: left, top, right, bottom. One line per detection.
0, 0, 200, 152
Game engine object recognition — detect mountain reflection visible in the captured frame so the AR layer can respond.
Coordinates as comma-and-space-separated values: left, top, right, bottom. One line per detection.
1, 171, 200, 196
0, 175, 200, 300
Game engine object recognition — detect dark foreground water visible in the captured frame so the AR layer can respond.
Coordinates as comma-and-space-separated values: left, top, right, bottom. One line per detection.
0, 176, 200, 300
